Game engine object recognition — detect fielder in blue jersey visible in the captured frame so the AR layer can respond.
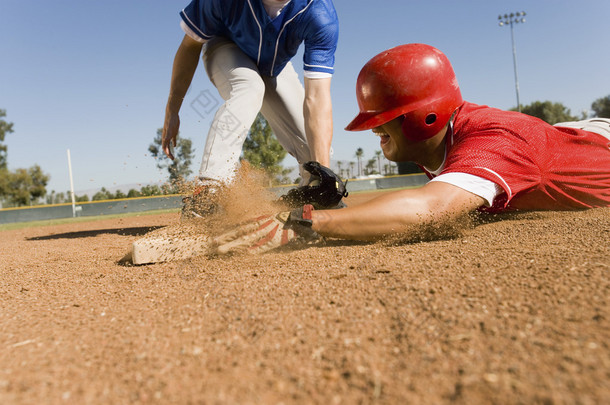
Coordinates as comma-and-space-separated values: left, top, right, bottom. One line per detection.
162, 0, 339, 218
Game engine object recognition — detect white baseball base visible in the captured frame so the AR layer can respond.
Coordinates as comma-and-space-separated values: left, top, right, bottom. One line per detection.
123, 225, 211, 265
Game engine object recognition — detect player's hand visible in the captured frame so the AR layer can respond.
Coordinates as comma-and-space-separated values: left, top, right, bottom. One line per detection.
211, 205, 319, 255
162, 112, 180, 160
279, 161, 348, 209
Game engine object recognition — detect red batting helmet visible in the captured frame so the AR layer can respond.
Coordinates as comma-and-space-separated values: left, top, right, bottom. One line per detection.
345, 43, 463, 142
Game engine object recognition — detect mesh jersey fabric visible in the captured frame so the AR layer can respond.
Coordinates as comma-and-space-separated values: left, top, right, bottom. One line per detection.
435, 102, 610, 212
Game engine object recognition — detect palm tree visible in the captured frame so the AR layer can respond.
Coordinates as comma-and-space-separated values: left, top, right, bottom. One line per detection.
366, 158, 377, 175
375, 150, 383, 175
355, 148, 364, 177
337, 161, 343, 178
349, 161, 355, 178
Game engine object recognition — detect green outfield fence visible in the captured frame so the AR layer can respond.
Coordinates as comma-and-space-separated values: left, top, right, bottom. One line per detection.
0, 173, 428, 225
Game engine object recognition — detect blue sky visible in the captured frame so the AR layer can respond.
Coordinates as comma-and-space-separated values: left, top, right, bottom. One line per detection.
1, 0, 609, 195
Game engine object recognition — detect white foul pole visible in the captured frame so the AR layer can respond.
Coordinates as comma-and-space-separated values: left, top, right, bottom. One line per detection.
67, 149, 76, 217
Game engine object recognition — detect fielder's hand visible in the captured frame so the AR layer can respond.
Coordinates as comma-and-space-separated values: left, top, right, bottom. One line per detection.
211, 205, 319, 255
162, 112, 180, 160
279, 161, 348, 209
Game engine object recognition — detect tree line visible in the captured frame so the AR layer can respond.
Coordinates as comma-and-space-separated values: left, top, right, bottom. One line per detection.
44, 184, 179, 205
0, 109, 49, 207
1, 96, 610, 207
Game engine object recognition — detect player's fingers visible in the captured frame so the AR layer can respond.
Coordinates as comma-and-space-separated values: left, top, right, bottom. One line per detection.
212, 216, 274, 244
247, 228, 295, 255
161, 133, 174, 160
163, 145, 174, 160
216, 225, 276, 255
162, 121, 178, 160
212, 220, 265, 246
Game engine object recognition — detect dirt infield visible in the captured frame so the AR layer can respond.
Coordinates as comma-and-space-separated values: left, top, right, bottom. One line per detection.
1, 190, 609, 404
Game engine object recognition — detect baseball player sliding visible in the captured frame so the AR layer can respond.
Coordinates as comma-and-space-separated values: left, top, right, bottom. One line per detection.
210, 43, 610, 254
161, 0, 340, 218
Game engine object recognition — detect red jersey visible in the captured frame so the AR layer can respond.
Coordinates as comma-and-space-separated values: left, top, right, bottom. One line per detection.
438, 102, 610, 212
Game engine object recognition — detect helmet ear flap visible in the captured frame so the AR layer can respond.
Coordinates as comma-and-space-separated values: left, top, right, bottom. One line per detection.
424, 113, 437, 125
401, 103, 460, 142
401, 110, 441, 142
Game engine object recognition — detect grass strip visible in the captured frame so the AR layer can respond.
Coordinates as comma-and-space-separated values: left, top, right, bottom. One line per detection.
0, 209, 179, 231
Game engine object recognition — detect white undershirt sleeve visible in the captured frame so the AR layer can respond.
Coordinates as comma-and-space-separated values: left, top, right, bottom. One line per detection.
429, 172, 503, 207
180, 20, 207, 43
303, 71, 332, 79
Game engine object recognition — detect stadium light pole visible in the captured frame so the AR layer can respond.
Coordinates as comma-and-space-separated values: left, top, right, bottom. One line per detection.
67, 149, 76, 217
498, 11, 526, 112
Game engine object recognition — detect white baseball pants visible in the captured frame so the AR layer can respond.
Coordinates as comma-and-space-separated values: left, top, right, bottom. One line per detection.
554, 118, 610, 141
198, 37, 312, 185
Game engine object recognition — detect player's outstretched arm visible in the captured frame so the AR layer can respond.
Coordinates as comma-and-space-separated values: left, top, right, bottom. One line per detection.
162, 35, 204, 159
208, 182, 485, 255
311, 181, 485, 241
